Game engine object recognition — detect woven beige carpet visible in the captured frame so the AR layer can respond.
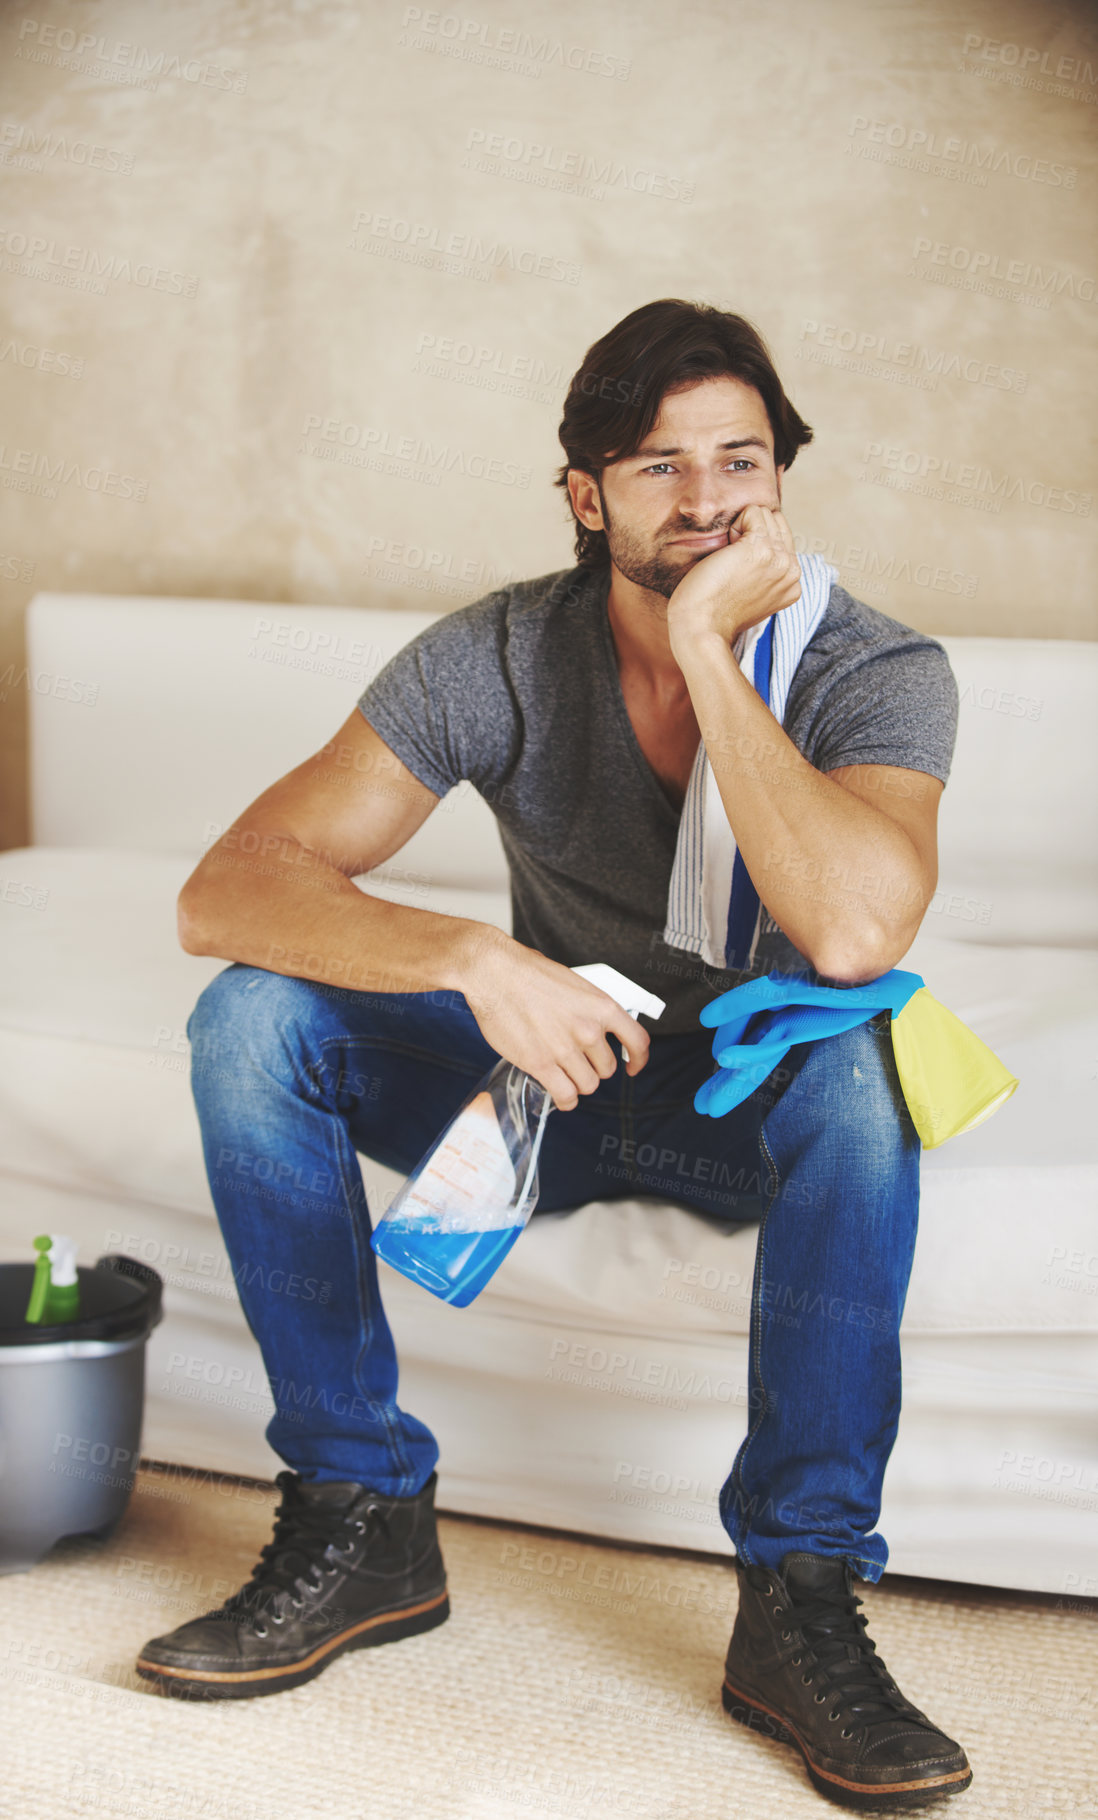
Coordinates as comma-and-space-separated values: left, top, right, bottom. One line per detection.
2, 1466, 1093, 1820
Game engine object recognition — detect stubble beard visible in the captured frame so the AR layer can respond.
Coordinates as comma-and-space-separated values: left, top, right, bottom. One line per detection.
598, 487, 729, 602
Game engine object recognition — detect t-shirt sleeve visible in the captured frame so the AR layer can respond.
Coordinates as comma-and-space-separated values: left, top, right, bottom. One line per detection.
355, 594, 518, 799
805, 638, 959, 784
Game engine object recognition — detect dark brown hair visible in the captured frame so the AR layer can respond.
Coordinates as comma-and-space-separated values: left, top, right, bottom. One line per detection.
555, 298, 813, 568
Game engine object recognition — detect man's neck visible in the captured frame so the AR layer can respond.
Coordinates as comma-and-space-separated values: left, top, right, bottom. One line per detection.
604, 567, 693, 704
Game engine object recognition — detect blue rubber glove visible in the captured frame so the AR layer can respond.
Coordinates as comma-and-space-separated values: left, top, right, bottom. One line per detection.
694, 969, 924, 1118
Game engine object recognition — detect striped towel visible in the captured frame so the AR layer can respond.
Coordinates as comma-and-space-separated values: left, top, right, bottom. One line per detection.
663, 552, 837, 972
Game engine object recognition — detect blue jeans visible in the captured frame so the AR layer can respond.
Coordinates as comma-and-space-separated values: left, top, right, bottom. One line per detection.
186, 963, 920, 1582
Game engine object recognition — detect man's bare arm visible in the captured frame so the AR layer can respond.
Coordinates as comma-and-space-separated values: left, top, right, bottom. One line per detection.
177, 708, 495, 996
666, 505, 942, 981
671, 647, 940, 981
177, 707, 649, 1108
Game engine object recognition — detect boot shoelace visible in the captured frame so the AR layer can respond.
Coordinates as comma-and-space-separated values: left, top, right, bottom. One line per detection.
214, 1471, 391, 1636
768, 1578, 920, 1742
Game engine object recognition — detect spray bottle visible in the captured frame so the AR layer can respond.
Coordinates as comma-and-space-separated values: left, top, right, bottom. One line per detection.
371, 964, 665, 1305
24, 1234, 81, 1325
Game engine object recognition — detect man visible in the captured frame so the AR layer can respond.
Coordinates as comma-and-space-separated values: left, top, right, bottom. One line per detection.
138, 299, 970, 1809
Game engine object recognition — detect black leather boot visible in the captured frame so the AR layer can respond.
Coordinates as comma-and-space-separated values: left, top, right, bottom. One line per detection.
722, 1553, 972, 1809
136, 1469, 449, 1700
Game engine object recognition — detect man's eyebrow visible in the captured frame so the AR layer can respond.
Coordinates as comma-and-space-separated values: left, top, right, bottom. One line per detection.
628, 435, 771, 460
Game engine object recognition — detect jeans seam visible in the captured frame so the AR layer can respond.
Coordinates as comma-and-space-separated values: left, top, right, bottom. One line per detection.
336, 1135, 418, 1492
728, 1121, 781, 1563
307, 1035, 422, 1492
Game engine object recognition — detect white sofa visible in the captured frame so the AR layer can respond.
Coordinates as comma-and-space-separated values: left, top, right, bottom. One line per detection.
2, 590, 1096, 1597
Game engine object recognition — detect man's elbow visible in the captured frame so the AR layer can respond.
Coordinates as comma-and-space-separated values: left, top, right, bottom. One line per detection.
177, 885, 212, 955
808, 926, 913, 987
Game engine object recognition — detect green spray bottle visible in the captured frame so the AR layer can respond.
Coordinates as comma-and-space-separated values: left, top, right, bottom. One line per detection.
25, 1234, 81, 1324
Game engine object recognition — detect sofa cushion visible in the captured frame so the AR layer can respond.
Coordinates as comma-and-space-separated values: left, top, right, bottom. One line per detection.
1, 848, 1094, 1342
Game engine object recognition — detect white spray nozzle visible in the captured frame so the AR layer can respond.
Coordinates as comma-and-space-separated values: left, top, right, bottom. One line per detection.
47, 1235, 78, 1286
570, 963, 665, 1063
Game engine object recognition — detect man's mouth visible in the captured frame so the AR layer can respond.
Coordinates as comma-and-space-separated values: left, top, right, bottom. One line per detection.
668, 531, 729, 549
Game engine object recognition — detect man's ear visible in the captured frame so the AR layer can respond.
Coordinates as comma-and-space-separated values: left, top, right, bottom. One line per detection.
567, 468, 605, 531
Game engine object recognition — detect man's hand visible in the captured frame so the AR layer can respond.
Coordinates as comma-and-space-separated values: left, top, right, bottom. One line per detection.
462, 935, 650, 1110
666, 505, 801, 660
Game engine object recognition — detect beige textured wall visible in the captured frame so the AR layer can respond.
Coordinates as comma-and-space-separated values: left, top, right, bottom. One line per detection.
1, 0, 1095, 848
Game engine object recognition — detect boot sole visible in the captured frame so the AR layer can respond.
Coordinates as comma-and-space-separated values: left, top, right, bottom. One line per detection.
135, 1588, 450, 1701
722, 1677, 973, 1809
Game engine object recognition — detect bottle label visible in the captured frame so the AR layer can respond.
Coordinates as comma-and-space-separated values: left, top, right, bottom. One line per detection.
390, 1091, 518, 1232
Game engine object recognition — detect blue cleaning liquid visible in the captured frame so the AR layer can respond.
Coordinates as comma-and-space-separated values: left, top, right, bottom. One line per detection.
371, 1220, 526, 1308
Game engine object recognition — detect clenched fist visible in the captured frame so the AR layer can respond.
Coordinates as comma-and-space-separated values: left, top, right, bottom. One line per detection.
666, 504, 801, 659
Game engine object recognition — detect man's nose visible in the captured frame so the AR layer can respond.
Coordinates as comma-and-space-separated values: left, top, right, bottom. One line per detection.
674, 473, 731, 524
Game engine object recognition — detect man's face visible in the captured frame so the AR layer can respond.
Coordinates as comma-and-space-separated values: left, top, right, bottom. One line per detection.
579, 375, 785, 600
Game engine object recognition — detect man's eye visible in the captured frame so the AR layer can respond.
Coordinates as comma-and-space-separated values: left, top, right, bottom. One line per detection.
640, 459, 757, 475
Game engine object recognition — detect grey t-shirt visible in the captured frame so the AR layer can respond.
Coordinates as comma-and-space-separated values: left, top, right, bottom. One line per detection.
357, 565, 958, 1034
